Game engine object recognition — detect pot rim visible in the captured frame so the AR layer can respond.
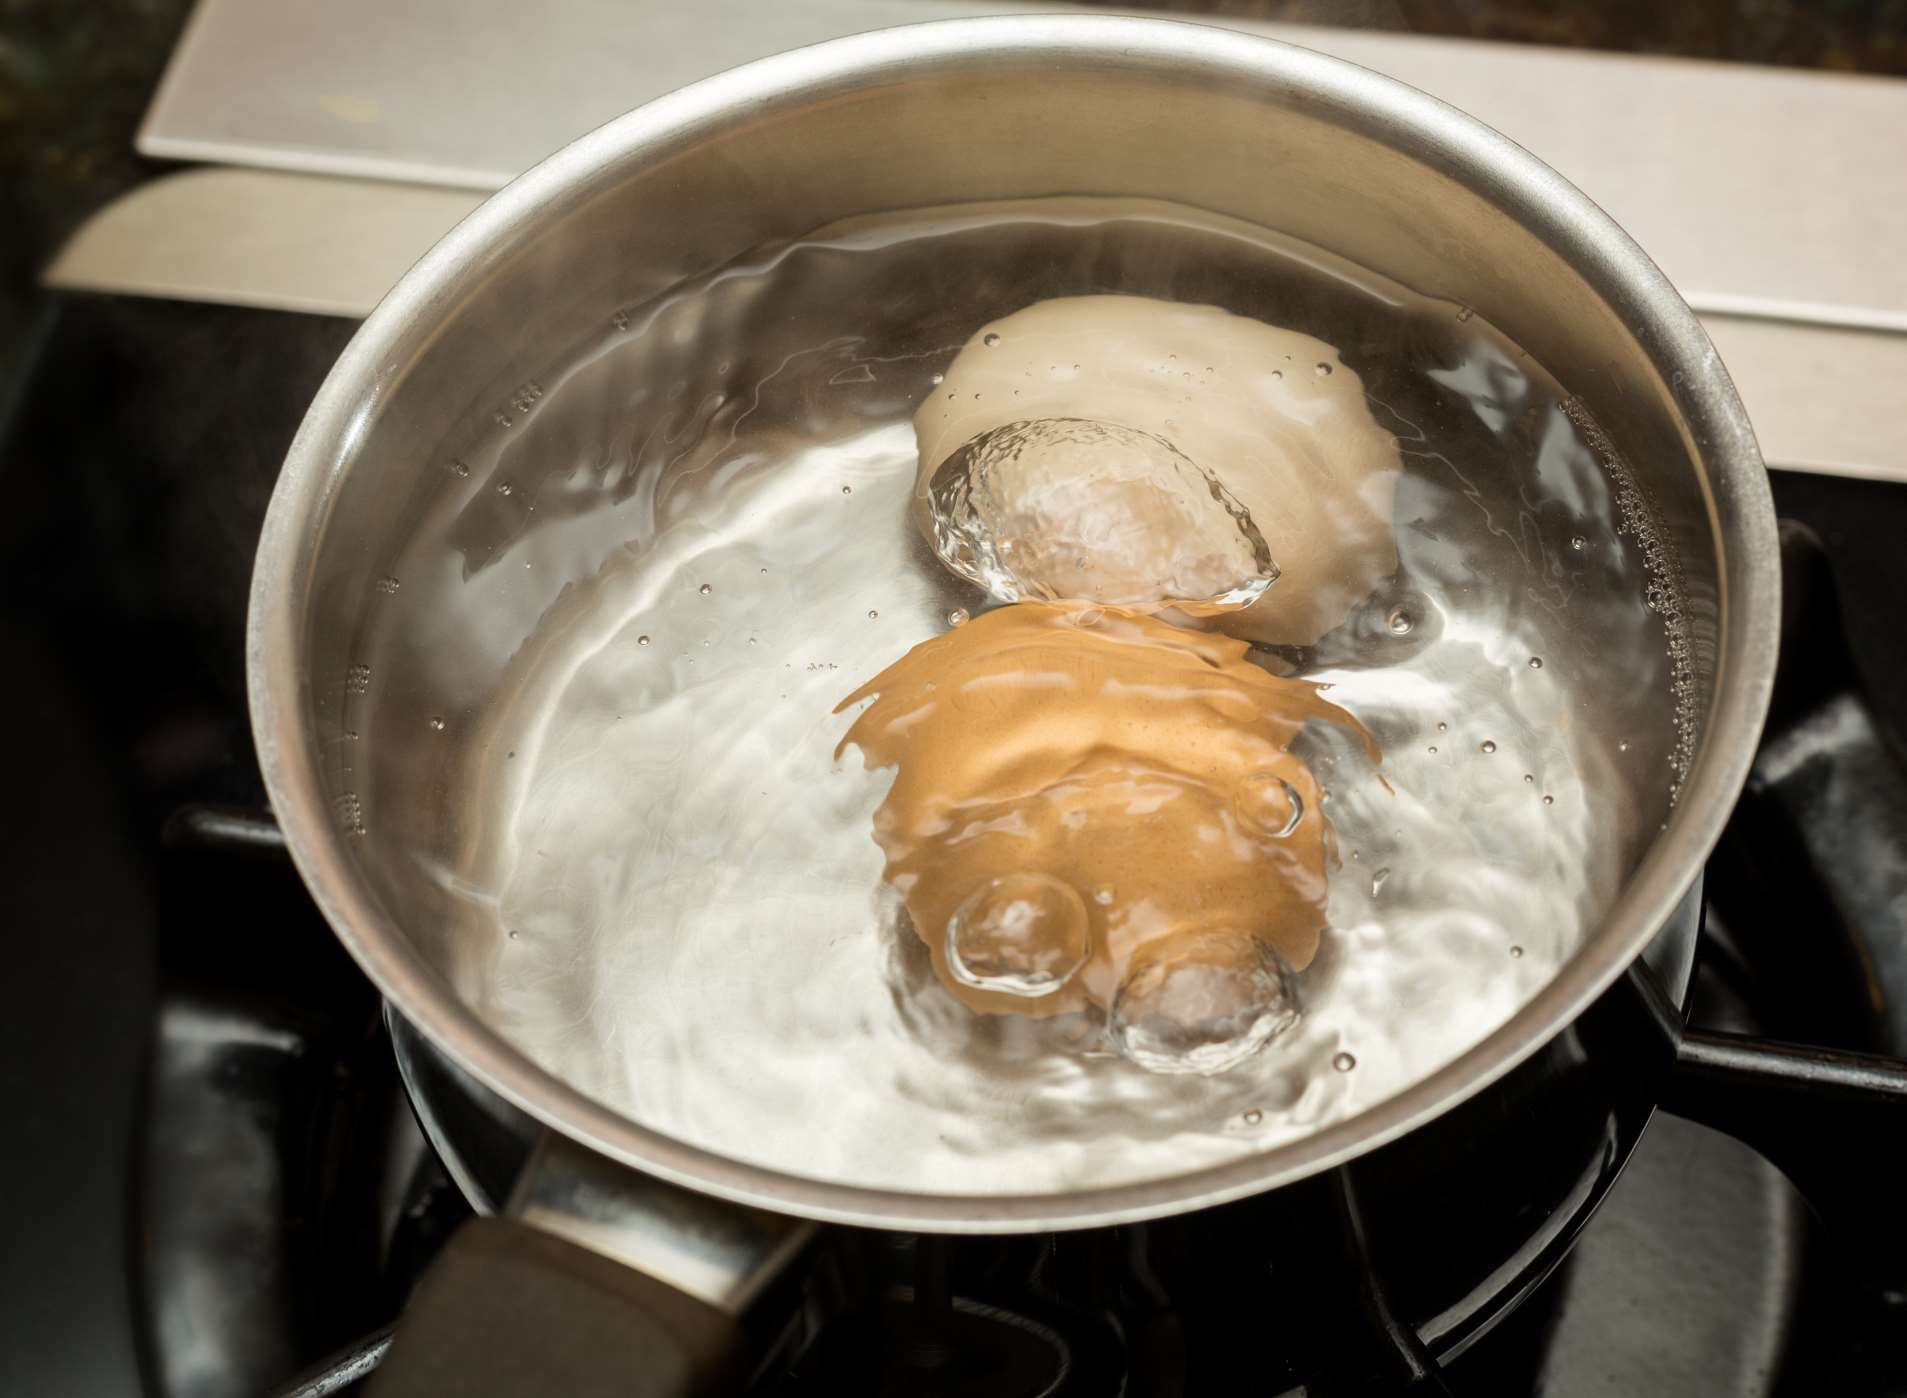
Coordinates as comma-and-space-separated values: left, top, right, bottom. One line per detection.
248, 13, 1779, 1233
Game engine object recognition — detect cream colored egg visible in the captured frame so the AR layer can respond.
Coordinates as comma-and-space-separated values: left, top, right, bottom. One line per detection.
913, 295, 1402, 646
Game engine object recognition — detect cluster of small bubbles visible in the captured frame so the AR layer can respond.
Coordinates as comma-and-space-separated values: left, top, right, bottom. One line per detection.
496, 481, 513, 497
637, 635, 651, 646
334, 791, 365, 836
698, 583, 713, 595
427, 716, 445, 732
344, 729, 359, 741
1332, 1051, 1357, 1072
375, 575, 401, 594
1315, 362, 1333, 377
610, 309, 630, 331
1563, 397, 1698, 794
345, 663, 372, 694
947, 608, 969, 628
1386, 607, 1414, 635
1456, 306, 1476, 324
1528, 656, 1543, 670
1479, 740, 1497, 755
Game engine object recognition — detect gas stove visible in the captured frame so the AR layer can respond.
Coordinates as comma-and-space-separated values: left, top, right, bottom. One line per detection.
2, 291, 1903, 1398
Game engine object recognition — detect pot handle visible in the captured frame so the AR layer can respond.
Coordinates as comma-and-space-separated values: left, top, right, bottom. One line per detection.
365, 1216, 745, 1397
1665, 1027, 1907, 1283
365, 1134, 814, 1398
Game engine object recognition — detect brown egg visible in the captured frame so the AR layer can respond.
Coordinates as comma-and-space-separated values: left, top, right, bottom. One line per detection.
836, 602, 1378, 1039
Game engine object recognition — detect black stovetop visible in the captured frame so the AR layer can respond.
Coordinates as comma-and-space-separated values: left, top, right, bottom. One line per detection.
1, 294, 1902, 1398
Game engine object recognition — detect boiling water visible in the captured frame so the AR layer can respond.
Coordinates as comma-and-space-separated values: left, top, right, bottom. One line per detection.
375, 199, 1683, 1196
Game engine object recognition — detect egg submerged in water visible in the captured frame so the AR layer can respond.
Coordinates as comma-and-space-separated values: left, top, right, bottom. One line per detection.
831, 295, 1401, 1074
913, 294, 1403, 644
835, 600, 1380, 1074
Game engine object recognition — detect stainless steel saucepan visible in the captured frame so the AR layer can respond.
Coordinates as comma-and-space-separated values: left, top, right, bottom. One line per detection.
250, 16, 1803, 1394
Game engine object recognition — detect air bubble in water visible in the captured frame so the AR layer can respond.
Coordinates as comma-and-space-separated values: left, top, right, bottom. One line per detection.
867, 610, 879, 620
427, 716, 445, 731
496, 481, 513, 496
1480, 740, 1497, 754
1528, 656, 1544, 669
1109, 932, 1299, 1075
1570, 534, 1586, 550
983, 333, 1001, 348
1332, 1051, 1357, 1072
1243, 1108, 1264, 1126
929, 373, 944, 385
1234, 771, 1304, 839
944, 873, 1089, 998
1315, 362, 1333, 377
637, 635, 651, 646
1563, 397, 1697, 793
926, 417, 1277, 609
1542, 795, 1555, 806
1510, 944, 1525, 957
1436, 722, 1448, 733
699, 583, 713, 595
841, 485, 853, 496
1386, 608, 1414, 635
375, 575, 401, 594
947, 608, 969, 628
1456, 306, 1475, 323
